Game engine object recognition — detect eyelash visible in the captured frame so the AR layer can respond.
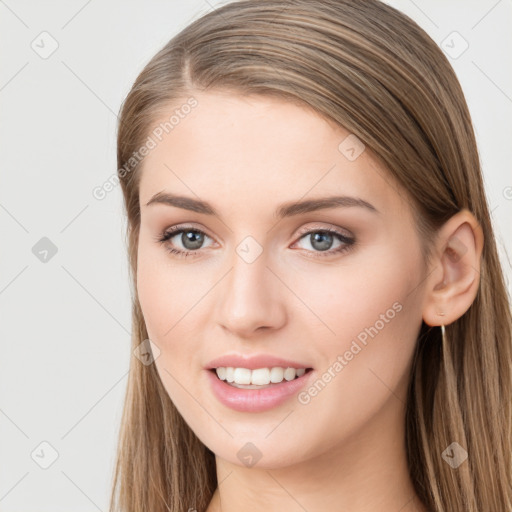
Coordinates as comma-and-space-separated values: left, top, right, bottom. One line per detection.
155, 225, 355, 259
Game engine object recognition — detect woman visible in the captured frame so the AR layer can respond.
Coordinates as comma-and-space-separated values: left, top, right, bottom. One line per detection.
110, 1, 512, 511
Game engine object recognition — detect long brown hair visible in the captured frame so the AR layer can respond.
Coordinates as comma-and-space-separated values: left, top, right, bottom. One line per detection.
110, 1, 512, 510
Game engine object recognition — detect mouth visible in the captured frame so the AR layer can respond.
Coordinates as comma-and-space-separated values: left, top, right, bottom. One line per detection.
209, 366, 314, 389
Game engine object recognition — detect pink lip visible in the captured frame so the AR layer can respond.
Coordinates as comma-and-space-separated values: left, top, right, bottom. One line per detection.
205, 368, 315, 413
205, 354, 312, 371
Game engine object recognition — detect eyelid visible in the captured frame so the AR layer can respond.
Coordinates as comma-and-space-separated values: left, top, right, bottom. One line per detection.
294, 222, 353, 239
158, 223, 217, 243
158, 222, 352, 244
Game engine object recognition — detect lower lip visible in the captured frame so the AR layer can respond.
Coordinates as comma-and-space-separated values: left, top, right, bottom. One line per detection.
205, 369, 314, 413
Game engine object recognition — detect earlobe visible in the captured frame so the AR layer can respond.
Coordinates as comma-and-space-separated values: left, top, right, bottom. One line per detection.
422, 209, 484, 327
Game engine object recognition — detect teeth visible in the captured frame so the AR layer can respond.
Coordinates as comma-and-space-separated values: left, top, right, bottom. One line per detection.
215, 366, 308, 386
270, 367, 283, 383
252, 368, 270, 385
233, 368, 251, 385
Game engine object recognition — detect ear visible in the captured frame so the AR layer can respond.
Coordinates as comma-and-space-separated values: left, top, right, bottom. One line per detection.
422, 208, 484, 327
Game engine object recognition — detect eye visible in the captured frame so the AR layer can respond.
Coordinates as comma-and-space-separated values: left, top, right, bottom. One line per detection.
155, 226, 214, 258
291, 227, 355, 258
155, 224, 355, 259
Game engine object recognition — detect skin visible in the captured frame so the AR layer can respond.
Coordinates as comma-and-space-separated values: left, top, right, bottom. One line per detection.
136, 90, 483, 512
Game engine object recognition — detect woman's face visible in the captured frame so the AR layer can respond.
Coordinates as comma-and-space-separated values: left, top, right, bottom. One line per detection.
136, 90, 428, 468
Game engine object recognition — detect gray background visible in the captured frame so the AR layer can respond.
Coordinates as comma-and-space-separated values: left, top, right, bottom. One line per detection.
0, 1, 510, 510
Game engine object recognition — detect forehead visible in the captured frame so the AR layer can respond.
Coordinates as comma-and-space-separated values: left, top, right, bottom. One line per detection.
138, 91, 410, 219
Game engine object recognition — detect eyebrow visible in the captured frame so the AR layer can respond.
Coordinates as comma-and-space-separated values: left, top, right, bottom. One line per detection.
145, 191, 379, 218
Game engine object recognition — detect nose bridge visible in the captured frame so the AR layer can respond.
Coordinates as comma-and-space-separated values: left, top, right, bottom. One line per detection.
216, 236, 287, 335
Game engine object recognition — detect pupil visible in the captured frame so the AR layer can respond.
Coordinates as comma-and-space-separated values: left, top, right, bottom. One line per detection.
311, 232, 332, 251
182, 230, 204, 250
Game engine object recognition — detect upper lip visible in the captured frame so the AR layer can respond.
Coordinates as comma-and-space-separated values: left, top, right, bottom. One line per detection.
205, 354, 313, 370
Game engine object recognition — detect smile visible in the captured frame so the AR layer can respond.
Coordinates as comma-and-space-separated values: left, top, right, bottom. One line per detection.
213, 366, 310, 388
206, 367, 314, 412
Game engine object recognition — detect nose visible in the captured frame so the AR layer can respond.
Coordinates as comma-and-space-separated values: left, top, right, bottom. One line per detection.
216, 246, 288, 338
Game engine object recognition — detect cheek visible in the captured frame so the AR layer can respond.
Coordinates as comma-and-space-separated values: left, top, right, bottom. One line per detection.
136, 243, 211, 384
290, 251, 414, 346
285, 265, 422, 461
292, 247, 422, 398
136, 254, 202, 416
136, 241, 197, 340
136, 262, 172, 341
